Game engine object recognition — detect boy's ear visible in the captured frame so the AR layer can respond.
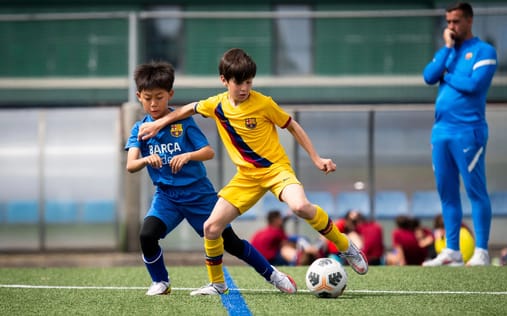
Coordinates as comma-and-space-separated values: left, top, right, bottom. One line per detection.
219, 75, 228, 87
136, 91, 142, 101
168, 89, 175, 98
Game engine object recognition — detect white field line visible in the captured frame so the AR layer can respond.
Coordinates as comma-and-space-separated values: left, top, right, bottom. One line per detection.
1, 284, 507, 295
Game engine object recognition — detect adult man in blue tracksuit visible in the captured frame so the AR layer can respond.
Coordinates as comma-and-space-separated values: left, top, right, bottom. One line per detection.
422, 2, 497, 266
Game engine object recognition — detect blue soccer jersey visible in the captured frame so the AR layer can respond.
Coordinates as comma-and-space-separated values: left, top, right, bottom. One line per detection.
125, 110, 219, 236
125, 111, 211, 188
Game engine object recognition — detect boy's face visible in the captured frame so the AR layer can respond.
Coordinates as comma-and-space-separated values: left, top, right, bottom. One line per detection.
136, 88, 174, 119
221, 76, 253, 105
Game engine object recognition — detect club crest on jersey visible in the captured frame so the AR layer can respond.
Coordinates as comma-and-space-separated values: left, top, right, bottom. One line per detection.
465, 52, 473, 60
170, 124, 183, 137
245, 118, 257, 129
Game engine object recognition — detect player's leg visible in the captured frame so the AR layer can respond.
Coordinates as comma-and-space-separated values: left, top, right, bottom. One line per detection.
280, 184, 346, 249
139, 216, 172, 295
191, 172, 264, 295
423, 136, 464, 266
184, 189, 296, 294
266, 166, 350, 252
454, 127, 492, 266
435, 142, 462, 251
272, 167, 356, 264
140, 190, 184, 295
190, 198, 238, 295
222, 226, 297, 293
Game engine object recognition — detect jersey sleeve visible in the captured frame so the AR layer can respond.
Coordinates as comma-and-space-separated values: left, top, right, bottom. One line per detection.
443, 45, 497, 94
195, 95, 221, 119
264, 97, 292, 128
124, 121, 141, 151
423, 46, 452, 85
184, 116, 210, 151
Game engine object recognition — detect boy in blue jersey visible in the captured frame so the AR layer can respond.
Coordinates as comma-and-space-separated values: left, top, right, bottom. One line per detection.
422, 2, 497, 266
125, 61, 296, 295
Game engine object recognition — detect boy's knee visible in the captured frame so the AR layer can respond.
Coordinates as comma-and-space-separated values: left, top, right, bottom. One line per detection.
139, 216, 166, 257
290, 201, 314, 219
203, 221, 223, 239
139, 229, 159, 257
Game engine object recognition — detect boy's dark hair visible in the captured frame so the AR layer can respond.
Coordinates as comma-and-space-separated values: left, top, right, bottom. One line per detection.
219, 48, 257, 83
433, 214, 445, 229
266, 210, 282, 225
446, 2, 473, 18
134, 61, 175, 92
395, 215, 413, 230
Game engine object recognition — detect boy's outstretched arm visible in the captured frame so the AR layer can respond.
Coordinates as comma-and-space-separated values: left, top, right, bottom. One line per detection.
138, 102, 196, 141
286, 119, 336, 175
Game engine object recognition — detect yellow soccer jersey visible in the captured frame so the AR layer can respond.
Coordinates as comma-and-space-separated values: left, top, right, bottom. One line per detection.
196, 90, 292, 169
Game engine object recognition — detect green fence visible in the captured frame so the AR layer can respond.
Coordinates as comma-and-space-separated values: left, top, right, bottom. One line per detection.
0, 5, 506, 105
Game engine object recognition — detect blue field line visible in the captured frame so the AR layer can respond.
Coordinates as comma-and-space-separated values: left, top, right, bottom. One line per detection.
222, 266, 252, 316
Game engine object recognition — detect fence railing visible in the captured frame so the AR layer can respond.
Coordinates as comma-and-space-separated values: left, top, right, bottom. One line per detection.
0, 7, 506, 105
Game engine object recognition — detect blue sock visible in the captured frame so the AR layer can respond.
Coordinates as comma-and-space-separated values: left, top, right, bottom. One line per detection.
142, 247, 169, 282
240, 240, 274, 281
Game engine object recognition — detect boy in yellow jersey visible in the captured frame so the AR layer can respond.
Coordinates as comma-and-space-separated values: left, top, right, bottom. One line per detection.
139, 48, 368, 295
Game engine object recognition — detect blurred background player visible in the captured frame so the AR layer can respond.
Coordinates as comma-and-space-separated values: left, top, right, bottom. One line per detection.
251, 210, 326, 266
386, 215, 434, 266
354, 212, 385, 265
138, 48, 368, 295
251, 210, 290, 266
326, 210, 384, 265
431, 214, 475, 263
422, 2, 497, 266
125, 61, 296, 295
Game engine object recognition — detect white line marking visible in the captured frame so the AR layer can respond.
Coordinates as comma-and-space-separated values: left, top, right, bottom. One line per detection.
1, 284, 506, 295
346, 289, 507, 295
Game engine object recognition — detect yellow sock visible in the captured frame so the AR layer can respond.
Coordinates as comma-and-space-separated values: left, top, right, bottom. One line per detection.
306, 205, 349, 252
204, 236, 225, 284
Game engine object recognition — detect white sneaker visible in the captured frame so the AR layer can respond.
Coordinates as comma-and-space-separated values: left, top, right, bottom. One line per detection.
145, 281, 171, 296
190, 283, 229, 296
269, 266, 297, 294
339, 238, 368, 275
423, 248, 464, 267
466, 248, 490, 266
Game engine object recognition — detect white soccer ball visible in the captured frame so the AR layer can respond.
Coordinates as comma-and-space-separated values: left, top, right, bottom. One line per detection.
305, 257, 348, 298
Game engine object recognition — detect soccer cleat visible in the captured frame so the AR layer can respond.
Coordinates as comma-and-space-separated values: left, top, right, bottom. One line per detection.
269, 266, 297, 294
466, 248, 490, 266
190, 283, 229, 296
339, 238, 368, 275
422, 248, 464, 267
145, 281, 171, 296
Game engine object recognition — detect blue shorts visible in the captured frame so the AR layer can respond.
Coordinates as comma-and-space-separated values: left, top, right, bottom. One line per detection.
146, 180, 228, 237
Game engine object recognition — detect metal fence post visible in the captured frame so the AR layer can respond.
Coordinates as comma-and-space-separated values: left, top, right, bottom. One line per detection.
120, 102, 142, 252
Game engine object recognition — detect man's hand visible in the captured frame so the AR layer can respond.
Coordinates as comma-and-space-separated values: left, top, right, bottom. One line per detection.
443, 28, 455, 48
138, 121, 162, 141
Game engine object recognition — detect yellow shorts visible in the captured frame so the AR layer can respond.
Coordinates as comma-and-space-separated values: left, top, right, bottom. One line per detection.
218, 163, 301, 214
